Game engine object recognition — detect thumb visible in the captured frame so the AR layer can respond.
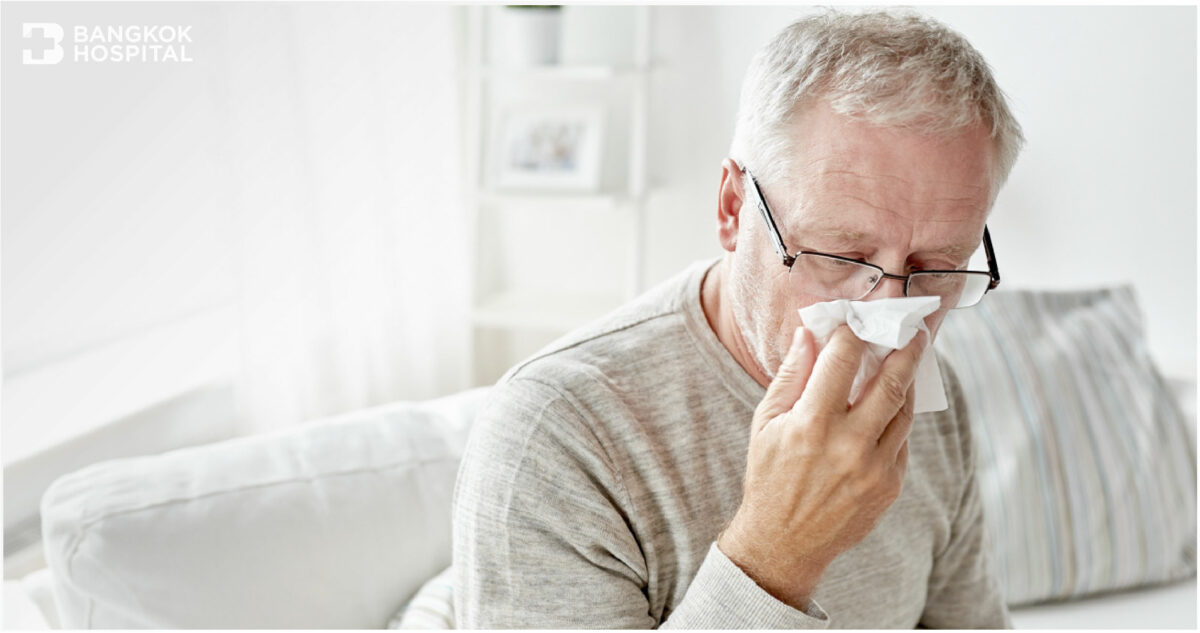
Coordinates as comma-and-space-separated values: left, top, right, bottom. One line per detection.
755, 326, 816, 430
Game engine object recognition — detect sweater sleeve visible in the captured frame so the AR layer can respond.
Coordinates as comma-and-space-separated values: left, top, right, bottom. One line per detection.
918, 363, 1012, 629
662, 543, 830, 628
452, 378, 831, 629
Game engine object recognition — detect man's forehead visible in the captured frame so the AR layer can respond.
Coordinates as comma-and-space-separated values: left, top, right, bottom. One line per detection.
813, 163, 992, 195
785, 105, 999, 203
791, 160, 994, 212
777, 164, 992, 232
789, 216, 982, 257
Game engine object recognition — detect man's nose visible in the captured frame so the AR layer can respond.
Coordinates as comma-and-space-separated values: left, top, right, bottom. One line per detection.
864, 274, 907, 300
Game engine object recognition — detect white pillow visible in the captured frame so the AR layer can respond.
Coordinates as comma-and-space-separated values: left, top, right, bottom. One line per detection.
40, 388, 489, 629
934, 287, 1197, 605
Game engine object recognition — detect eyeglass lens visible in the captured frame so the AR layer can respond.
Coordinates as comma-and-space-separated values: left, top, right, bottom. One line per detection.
788, 254, 991, 308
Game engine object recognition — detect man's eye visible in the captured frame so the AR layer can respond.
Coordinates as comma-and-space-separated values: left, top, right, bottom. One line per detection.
813, 257, 856, 270
909, 261, 956, 272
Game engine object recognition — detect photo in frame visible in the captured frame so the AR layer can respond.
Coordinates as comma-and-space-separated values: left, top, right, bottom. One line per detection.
493, 104, 605, 192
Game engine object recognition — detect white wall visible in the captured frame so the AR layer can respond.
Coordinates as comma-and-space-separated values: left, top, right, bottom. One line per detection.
3, 2, 470, 551
4, 4, 1195, 383
3, 3, 235, 376
645, 5, 1197, 379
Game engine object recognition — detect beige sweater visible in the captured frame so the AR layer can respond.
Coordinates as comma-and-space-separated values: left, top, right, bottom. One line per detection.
453, 259, 1011, 629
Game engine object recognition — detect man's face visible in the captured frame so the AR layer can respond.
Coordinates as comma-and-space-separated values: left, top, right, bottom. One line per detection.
729, 101, 996, 380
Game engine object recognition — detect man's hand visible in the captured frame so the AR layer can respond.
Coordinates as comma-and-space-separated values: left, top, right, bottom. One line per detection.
717, 324, 926, 609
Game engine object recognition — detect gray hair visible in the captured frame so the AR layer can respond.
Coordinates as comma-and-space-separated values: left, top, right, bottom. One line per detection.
730, 9, 1025, 190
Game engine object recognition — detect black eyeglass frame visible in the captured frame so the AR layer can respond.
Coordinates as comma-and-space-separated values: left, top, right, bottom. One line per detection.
739, 165, 1001, 303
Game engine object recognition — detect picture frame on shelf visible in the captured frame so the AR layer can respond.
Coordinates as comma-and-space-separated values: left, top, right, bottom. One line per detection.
493, 104, 605, 192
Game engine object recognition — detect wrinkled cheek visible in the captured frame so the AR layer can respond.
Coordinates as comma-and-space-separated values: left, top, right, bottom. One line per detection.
767, 289, 826, 363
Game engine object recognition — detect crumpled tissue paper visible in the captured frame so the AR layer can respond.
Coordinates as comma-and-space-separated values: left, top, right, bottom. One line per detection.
797, 295, 947, 414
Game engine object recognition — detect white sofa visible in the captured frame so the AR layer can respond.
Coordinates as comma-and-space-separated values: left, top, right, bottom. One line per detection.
6, 287, 1197, 629
5, 383, 1194, 629
17, 388, 491, 630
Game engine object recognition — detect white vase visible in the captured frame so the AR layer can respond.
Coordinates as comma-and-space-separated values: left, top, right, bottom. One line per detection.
499, 7, 562, 67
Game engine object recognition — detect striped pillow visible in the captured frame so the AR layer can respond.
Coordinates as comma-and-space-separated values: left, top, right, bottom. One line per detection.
934, 287, 1197, 606
391, 566, 454, 629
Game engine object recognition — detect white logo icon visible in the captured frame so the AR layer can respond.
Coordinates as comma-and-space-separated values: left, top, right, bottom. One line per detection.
22, 23, 64, 65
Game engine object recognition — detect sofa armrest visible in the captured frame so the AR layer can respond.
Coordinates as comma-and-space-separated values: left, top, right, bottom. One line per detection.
40, 387, 489, 629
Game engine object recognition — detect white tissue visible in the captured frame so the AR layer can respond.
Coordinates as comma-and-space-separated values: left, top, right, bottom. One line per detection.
797, 296, 948, 414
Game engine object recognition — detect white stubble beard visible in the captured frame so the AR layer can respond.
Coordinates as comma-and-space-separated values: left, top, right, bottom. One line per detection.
729, 257, 785, 382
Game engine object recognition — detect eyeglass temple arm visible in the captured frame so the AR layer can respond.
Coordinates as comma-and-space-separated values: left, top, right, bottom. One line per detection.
740, 166, 795, 267
983, 226, 1000, 290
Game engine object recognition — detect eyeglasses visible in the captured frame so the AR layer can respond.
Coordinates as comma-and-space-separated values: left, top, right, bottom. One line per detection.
740, 165, 1001, 309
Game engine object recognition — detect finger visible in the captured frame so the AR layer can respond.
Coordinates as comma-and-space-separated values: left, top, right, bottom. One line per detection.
797, 325, 867, 415
852, 330, 927, 435
755, 326, 816, 430
876, 382, 915, 457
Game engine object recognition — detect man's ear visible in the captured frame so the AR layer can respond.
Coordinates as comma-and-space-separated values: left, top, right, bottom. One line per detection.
716, 158, 745, 253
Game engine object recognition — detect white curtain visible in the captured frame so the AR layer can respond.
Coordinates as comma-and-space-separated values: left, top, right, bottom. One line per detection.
215, 4, 470, 433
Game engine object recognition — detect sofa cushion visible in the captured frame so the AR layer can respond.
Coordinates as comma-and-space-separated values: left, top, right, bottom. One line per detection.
934, 287, 1197, 605
40, 387, 489, 629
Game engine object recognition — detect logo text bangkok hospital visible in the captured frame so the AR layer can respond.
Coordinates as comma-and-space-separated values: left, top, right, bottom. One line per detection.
23, 23, 194, 64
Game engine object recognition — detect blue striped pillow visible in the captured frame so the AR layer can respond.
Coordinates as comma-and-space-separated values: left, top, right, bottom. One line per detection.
934, 287, 1197, 606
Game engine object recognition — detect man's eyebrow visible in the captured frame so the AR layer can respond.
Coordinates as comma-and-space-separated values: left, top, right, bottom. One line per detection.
790, 225, 868, 249
788, 224, 867, 244
910, 242, 981, 270
925, 243, 978, 258
813, 227, 866, 243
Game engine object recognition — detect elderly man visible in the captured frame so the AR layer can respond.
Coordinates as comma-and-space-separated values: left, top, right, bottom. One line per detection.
454, 9, 1023, 629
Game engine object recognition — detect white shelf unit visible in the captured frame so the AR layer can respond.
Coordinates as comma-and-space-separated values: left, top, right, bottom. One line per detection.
464, 6, 653, 385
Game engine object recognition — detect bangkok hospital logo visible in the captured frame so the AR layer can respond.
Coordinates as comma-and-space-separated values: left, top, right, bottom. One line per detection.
22, 22, 194, 65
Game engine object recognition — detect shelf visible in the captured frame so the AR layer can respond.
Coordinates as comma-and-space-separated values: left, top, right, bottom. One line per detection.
472, 290, 624, 332
466, 5, 652, 374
